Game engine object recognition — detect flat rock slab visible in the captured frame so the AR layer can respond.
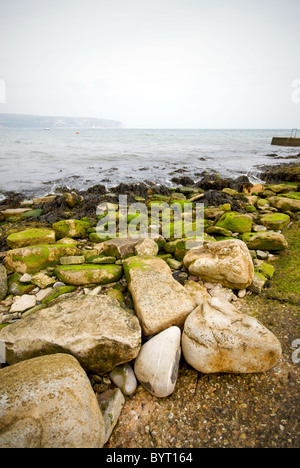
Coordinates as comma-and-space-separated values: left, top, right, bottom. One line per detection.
0, 295, 141, 374
5, 244, 79, 274
6, 229, 56, 249
123, 256, 196, 336
0, 354, 105, 448
54, 264, 123, 285
182, 297, 282, 374
0, 208, 32, 219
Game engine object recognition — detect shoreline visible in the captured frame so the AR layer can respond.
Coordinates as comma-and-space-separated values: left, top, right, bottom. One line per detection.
0, 161, 299, 448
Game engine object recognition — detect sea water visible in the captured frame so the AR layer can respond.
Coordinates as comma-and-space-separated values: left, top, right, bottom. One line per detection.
0, 128, 298, 199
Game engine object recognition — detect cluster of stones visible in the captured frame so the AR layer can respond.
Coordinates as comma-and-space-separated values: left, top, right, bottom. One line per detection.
0, 181, 299, 448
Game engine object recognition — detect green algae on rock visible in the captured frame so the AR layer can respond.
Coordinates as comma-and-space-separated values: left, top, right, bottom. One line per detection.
52, 219, 91, 239
5, 244, 79, 275
268, 196, 300, 213
242, 231, 288, 251
216, 211, 253, 233
259, 213, 290, 231
7, 228, 56, 249
54, 264, 123, 286
41, 285, 76, 303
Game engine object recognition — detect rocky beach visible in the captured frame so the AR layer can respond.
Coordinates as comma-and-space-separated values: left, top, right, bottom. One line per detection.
0, 162, 299, 448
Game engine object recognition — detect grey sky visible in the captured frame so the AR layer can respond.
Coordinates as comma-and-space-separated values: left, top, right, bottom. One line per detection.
0, 0, 299, 128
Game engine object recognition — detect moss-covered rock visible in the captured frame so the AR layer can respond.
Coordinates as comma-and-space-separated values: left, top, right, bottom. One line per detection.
53, 219, 91, 239
259, 262, 275, 279
245, 205, 257, 213
242, 231, 288, 251
41, 285, 76, 303
259, 213, 290, 231
264, 184, 289, 193
5, 244, 79, 275
278, 192, 300, 200
256, 198, 270, 210
106, 288, 125, 303
162, 221, 203, 239
54, 264, 123, 286
206, 226, 232, 237
268, 196, 300, 213
0, 208, 32, 220
216, 212, 253, 234
7, 228, 56, 249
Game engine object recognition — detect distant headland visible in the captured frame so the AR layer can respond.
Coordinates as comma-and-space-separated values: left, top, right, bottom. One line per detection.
0, 113, 122, 129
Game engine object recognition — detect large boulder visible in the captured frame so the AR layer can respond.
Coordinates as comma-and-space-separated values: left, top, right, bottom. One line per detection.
182, 297, 282, 374
54, 264, 123, 285
183, 239, 254, 290
242, 231, 288, 251
0, 265, 7, 301
123, 256, 196, 336
6, 229, 56, 249
0, 354, 105, 448
5, 244, 79, 274
0, 295, 141, 374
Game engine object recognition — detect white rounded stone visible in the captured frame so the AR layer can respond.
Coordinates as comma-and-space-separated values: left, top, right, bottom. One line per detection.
134, 326, 181, 398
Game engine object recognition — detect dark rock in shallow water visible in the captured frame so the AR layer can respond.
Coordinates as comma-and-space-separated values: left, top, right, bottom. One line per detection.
171, 176, 195, 186
112, 182, 150, 199
195, 174, 252, 193
258, 162, 300, 183
201, 190, 245, 212
84, 184, 107, 195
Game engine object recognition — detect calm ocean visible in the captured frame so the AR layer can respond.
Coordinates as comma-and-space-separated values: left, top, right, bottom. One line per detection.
0, 128, 298, 199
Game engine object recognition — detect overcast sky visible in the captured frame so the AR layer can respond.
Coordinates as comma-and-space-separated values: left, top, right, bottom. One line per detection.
0, 0, 299, 128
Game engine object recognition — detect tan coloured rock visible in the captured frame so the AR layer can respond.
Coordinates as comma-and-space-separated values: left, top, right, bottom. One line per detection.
0, 295, 141, 374
182, 297, 282, 374
124, 256, 196, 336
268, 196, 300, 212
134, 238, 159, 257
0, 354, 105, 448
183, 239, 254, 290
184, 280, 211, 306
102, 238, 141, 259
